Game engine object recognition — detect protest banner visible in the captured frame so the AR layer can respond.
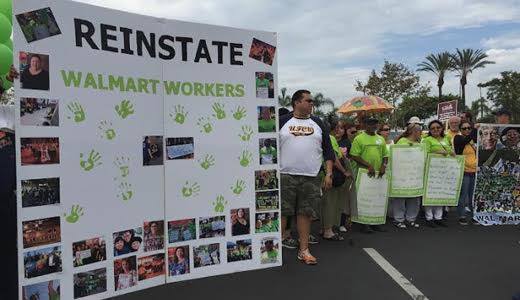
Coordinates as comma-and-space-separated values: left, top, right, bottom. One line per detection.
14, 1, 280, 299
437, 100, 458, 121
388, 144, 426, 197
423, 154, 465, 206
474, 124, 520, 225
352, 168, 389, 225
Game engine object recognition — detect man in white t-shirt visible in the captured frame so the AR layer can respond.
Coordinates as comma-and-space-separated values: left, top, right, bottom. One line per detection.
279, 90, 334, 265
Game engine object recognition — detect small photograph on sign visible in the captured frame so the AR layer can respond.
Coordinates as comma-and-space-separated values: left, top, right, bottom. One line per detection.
22, 177, 60, 208
259, 138, 277, 165
22, 216, 61, 248
114, 256, 138, 291
20, 98, 59, 126
21, 137, 60, 166
16, 7, 62, 43
73, 268, 107, 299
113, 227, 143, 257
143, 136, 163, 166
19, 52, 50, 91
168, 218, 196, 243
138, 253, 165, 281
256, 190, 279, 211
478, 126, 520, 165
168, 246, 190, 276
24, 246, 62, 279
258, 106, 276, 133
72, 236, 107, 267
23, 280, 60, 300
193, 243, 220, 268
255, 72, 274, 98
260, 237, 279, 264
249, 38, 276, 65
199, 216, 226, 239
166, 137, 194, 160
227, 239, 252, 262
255, 212, 279, 233
143, 220, 165, 252
231, 208, 250, 236
255, 169, 279, 191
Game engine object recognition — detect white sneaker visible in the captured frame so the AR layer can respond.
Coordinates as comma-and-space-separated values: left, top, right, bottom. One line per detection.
339, 226, 348, 232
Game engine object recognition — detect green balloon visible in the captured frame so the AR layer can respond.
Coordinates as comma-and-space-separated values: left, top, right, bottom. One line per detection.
0, 0, 12, 24
1, 73, 12, 90
0, 44, 12, 74
0, 14, 11, 44
4, 37, 12, 51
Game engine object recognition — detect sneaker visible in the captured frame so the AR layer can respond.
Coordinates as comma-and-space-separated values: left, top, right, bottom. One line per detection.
395, 222, 407, 229
339, 226, 348, 232
407, 221, 420, 228
297, 249, 317, 265
282, 238, 298, 249
308, 234, 319, 245
434, 220, 448, 227
426, 220, 436, 228
458, 218, 468, 226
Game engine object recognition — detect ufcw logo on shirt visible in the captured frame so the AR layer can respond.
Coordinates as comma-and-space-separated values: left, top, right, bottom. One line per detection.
289, 126, 314, 136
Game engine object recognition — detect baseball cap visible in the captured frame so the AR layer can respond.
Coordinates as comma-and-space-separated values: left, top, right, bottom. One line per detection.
407, 116, 424, 125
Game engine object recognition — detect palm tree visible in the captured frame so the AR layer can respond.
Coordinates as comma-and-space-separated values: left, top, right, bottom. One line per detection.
417, 52, 453, 100
471, 97, 492, 119
312, 92, 335, 117
278, 87, 291, 107
451, 48, 495, 108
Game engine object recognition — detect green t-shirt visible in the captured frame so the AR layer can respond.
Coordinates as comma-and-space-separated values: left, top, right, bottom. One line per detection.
349, 132, 389, 172
330, 135, 342, 158
256, 78, 270, 88
260, 146, 277, 164
421, 136, 450, 153
258, 119, 276, 132
396, 137, 419, 145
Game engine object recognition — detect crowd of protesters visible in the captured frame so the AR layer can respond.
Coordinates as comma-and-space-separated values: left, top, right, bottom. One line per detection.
279, 89, 514, 265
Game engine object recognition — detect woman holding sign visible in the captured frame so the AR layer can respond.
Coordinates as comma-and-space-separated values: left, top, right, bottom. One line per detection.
392, 123, 423, 228
421, 120, 454, 227
454, 121, 477, 225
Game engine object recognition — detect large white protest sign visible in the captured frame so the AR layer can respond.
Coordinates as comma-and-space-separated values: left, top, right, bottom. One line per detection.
14, 1, 280, 299
388, 145, 425, 197
352, 169, 389, 225
423, 154, 464, 206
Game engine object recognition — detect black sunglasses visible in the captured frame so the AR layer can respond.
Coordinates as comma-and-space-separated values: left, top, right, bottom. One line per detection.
461, 127, 472, 130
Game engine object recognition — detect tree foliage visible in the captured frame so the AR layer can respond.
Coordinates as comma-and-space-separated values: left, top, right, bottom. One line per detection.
479, 71, 520, 122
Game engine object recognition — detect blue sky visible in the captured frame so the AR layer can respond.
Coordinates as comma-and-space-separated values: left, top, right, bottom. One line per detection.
77, 0, 520, 108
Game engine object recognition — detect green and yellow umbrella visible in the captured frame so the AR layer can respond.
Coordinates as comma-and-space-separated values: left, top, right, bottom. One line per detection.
338, 95, 394, 114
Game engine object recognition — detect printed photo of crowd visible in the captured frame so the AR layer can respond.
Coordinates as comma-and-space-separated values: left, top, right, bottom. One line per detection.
24, 246, 62, 279
16, 7, 62, 43
73, 268, 107, 299
227, 239, 252, 262
20, 98, 59, 126
21, 137, 60, 165
475, 125, 520, 214
249, 38, 276, 65
23, 216, 61, 249
138, 254, 165, 281
72, 237, 107, 267
256, 190, 279, 211
113, 227, 143, 257
22, 177, 60, 208
194, 243, 220, 268
168, 219, 196, 243
255, 212, 280, 233
23, 280, 60, 300
255, 169, 279, 191
199, 216, 226, 239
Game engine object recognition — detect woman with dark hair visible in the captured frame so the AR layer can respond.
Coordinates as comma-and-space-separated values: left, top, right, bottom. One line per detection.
377, 123, 393, 148
21, 54, 49, 90
392, 123, 424, 229
454, 121, 477, 225
421, 120, 454, 227
338, 121, 357, 232
232, 208, 250, 236
169, 247, 189, 276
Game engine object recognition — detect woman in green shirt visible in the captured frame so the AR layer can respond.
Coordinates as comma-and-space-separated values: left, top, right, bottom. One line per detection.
421, 120, 454, 227
392, 123, 423, 229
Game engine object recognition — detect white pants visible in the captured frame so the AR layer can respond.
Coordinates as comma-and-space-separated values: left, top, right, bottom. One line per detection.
424, 206, 443, 221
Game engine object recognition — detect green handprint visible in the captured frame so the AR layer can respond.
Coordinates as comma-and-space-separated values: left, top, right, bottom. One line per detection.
115, 99, 135, 119
80, 150, 102, 172
182, 181, 200, 198
238, 125, 254, 142
238, 150, 252, 167
169, 104, 188, 124
114, 156, 130, 178
212, 102, 226, 120
232, 106, 247, 121
117, 182, 133, 201
67, 102, 86, 123
197, 117, 213, 134
64, 205, 84, 224
98, 120, 116, 140
199, 154, 215, 170
231, 179, 246, 195
213, 195, 227, 213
